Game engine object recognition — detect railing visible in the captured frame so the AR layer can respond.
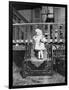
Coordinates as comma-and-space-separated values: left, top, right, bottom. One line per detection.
13, 23, 65, 44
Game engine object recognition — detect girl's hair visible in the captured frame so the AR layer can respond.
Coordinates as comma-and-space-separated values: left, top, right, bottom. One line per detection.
35, 29, 43, 35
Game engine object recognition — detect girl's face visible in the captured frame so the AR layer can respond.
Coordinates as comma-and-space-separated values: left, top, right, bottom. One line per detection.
36, 32, 40, 36
35, 29, 42, 36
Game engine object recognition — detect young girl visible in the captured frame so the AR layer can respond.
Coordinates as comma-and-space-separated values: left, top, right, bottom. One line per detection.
33, 28, 46, 59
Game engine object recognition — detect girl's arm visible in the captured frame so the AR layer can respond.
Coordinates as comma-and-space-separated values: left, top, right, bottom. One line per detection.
33, 36, 36, 40
40, 35, 47, 43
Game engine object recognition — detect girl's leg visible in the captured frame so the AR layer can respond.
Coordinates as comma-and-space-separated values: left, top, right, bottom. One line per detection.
38, 51, 41, 59
40, 50, 43, 59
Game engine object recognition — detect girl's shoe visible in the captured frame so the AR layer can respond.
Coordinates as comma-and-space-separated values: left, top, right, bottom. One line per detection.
41, 57, 43, 60
38, 57, 40, 60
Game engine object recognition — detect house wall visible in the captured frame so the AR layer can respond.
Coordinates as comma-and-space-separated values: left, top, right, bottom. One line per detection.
18, 10, 32, 41
54, 7, 65, 24
18, 10, 32, 22
14, 8, 65, 41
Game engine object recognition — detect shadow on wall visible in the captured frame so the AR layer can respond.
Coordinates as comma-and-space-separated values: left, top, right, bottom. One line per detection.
13, 51, 25, 68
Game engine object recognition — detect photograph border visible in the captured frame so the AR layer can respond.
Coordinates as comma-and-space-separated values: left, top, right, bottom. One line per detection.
9, 1, 67, 89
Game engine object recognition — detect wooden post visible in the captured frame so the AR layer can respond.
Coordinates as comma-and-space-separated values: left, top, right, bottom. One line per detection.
13, 27, 15, 40
19, 26, 22, 40
15, 26, 17, 41
52, 24, 55, 42
48, 24, 50, 43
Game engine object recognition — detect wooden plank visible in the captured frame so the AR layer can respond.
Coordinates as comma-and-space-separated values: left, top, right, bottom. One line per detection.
13, 23, 65, 26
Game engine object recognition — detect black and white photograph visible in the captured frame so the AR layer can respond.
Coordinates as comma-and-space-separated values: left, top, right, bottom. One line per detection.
9, 1, 67, 88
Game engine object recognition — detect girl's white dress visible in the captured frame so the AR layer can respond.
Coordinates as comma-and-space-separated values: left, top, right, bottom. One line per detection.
33, 35, 46, 50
